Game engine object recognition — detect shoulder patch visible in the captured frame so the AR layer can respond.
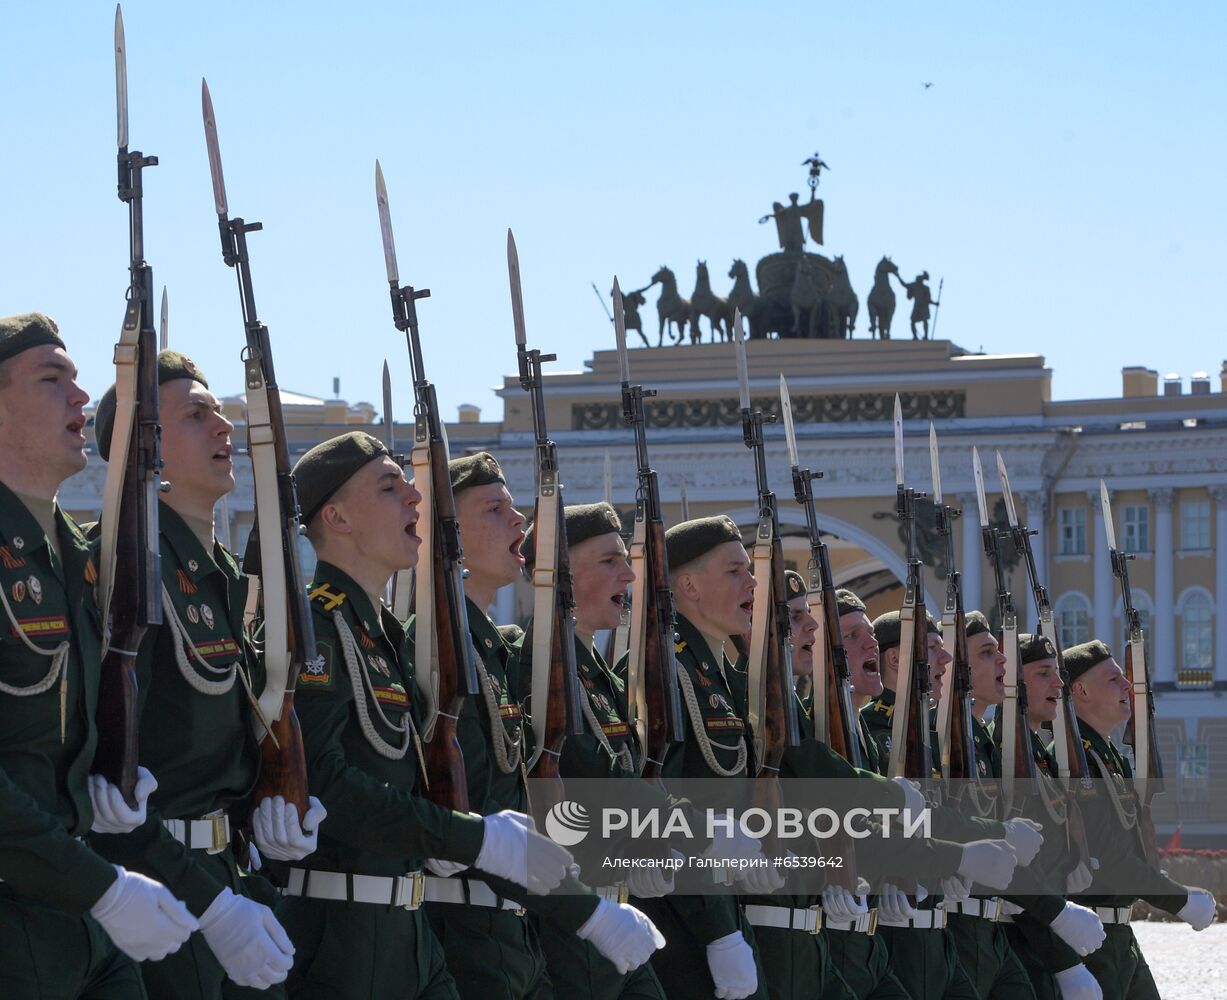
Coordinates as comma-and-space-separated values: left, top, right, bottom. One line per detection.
309, 584, 346, 611
298, 638, 335, 687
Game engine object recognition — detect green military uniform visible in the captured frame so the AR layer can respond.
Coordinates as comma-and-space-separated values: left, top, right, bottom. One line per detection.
637, 613, 769, 1000
0, 482, 146, 997
89, 502, 286, 1000
1072, 719, 1187, 1000
426, 597, 599, 1000
280, 561, 487, 997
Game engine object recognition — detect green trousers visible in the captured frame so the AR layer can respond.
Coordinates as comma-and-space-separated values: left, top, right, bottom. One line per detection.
822, 930, 910, 1000
427, 902, 547, 1000
754, 923, 854, 1000
0, 885, 146, 1000
1003, 918, 1081, 1000
947, 912, 1037, 999
1084, 924, 1159, 1000
637, 898, 769, 1000
536, 913, 664, 1000
139, 853, 285, 1000
278, 896, 456, 999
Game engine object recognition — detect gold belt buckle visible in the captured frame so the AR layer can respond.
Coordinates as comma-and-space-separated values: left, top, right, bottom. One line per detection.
807, 905, 823, 935
210, 814, 229, 854
403, 872, 425, 910
987, 897, 1002, 922
860, 909, 878, 935
617, 882, 629, 906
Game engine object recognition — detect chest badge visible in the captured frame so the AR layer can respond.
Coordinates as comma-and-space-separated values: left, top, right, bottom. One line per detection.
188, 559, 199, 573
186, 604, 200, 624
27, 576, 42, 604
12, 536, 24, 550
10, 580, 25, 603
978, 759, 988, 777
368, 654, 391, 677
200, 604, 215, 629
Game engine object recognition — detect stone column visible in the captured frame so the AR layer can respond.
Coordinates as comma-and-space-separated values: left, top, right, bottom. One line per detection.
1022, 491, 1049, 629
1212, 486, 1227, 680
960, 494, 982, 613
1149, 488, 1175, 681
1090, 489, 1114, 643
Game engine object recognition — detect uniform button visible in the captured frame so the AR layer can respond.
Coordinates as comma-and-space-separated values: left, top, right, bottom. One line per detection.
485, 638, 493, 648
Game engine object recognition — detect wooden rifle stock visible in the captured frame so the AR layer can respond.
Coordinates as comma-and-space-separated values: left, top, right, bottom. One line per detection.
640, 518, 677, 779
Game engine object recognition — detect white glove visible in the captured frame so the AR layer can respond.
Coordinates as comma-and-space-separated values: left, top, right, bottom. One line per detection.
1177, 889, 1216, 931
475, 810, 574, 894
576, 899, 665, 974
625, 851, 682, 899
891, 775, 927, 817
424, 857, 469, 878
1049, 902, 1106, 956
820, 885, 859, 921
251, 795, 327, 863
1000, 900, 1024, 917
89, 866, 198, 962
246, 841, 262, 872
89, 767, 158, 834
1054, 964, 1103, 1000
1001, 818, 1044, 866
734, 853, 785, 895
877, 882, 926, 922
706, 931, 758, 1000
703, 825, 762, 864
1065, 859, 1096, 895
940, 874, 972, 903
957, 839, 1018, 889
199, 887, 295, 989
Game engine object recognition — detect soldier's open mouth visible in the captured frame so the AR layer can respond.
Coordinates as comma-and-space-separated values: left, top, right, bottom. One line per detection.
611, 593, 625, 608
864, 658, 879, 673
404, 516, 419, 542
740, 601, 753, 614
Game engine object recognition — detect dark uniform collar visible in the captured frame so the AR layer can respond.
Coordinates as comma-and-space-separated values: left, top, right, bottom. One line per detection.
159, 502, 224, 582
0, 480, 58, 562
674, 614, 730, 671
309, 560, 402, 645
870, 686, 896, 714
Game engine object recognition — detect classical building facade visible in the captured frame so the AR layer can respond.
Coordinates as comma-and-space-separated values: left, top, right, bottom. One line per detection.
72, 339, 1227, 843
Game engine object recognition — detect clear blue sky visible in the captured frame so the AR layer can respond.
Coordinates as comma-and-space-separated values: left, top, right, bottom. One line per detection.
3, 2, 1224, 420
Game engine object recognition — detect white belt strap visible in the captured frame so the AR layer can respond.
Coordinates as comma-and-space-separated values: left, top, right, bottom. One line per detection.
163, 813, 231, 855
744, 903, 822, 934
877, 909, 947, 930
815, 908, 878, 935
596, 884, 629, 904
284, 868, 424, 909
422, 876, 525, 914
1094, 905, 1133, 925
942, 896, 1003, 921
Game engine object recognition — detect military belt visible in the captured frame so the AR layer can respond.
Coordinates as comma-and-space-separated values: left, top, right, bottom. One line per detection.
876, 909, 947, 930
284, 867, 424, 909
942, 896, 1003, 921
1094, 905, 1133, 925
596, 884, 629, 904
423, 876, 526, 915
744, 903, 822, 934
814, 907, 878, 935
163, 811, 230, 855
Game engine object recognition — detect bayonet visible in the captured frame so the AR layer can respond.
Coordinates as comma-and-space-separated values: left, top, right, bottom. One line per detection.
159, 286, 168, 351
928, 422, 942, 504
780, 375, 799, 469
374, 160, 399, 286
603, 450, 612, 504
613, 277, 631, 385
997, 452, 1019, 528
201, 80, 228, 217
734, 310, 750, 411
381, 360, 396, 452
972, 447, 990, 529
893, 394, 906, 488
678, 480, 690, 521
507, 229, 527, 349
114, 5, 128, 150
1100, 479, 1117, 552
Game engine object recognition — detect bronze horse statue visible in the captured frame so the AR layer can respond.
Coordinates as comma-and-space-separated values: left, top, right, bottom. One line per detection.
690, 260, 733, 343
827, 255, 858, 338
651, 265, 690, 345
616, 283, 654, 348
867, 256, 899, 340
790, 254, 825, 339
727, 259, 761, 338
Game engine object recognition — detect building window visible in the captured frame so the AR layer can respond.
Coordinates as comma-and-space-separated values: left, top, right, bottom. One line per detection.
1058, 598, 1090, 649
1058, 507, 1086, 555
1122, 505, 1149, 553
1181, 593, 1213, 672
1180, 500, 1210, 550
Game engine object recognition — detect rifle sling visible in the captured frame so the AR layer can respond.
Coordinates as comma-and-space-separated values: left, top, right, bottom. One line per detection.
745, 517, 774, 769
888, 603, 918, 780
625, 517, 649, 756
527, 478, 560, 773
410, 427, 440, 742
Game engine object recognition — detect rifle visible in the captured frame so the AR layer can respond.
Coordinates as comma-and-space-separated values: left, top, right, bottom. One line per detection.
886, 397, 934, 790
375, 162, 479, 812
928, 425, 976, 791
1099, 480, 1162, 865
614, 277, 685, 778
733, 316, 800, 777
381, 361, 413, 621
971, 447, 1036, 816
780, 374, 860, 891
201, 80, 310, 820
997, 455, 1092, 864
601, 449, 632, 668
95, 4, 163, 808
507, 230, 584, 804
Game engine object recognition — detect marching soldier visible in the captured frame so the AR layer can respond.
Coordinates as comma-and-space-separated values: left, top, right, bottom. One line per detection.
519, 501, 670, 1000
429, 453, 662, 999
1062, 640, 1216, 1000
861, 606, 1039, 1000
91, 350, 313, 998
277, 432, 575, 997
0, 313, 197, 997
